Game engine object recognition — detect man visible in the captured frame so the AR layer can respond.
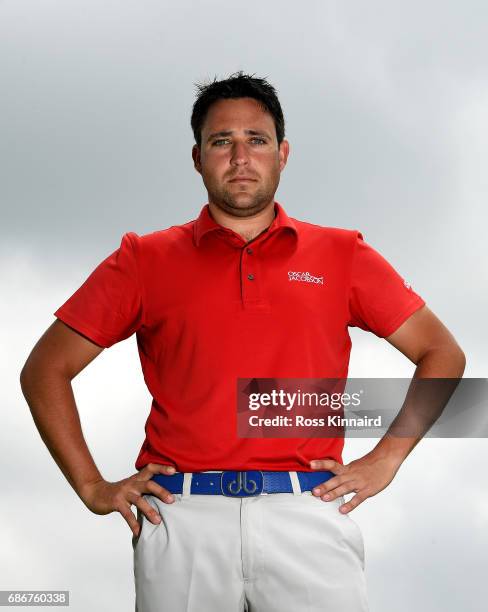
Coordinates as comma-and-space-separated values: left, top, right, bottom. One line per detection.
20, 72, 465, 612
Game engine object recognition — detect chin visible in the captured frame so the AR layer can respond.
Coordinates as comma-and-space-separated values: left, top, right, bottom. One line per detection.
223, 198, 272, 217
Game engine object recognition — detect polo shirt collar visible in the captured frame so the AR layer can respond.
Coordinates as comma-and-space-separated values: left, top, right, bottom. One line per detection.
193, 201, 297, 247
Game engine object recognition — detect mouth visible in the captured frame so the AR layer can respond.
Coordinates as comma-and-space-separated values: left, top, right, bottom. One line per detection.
228, 177, 257, 183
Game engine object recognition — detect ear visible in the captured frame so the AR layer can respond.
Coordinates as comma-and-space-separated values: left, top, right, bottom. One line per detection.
278, 139, 290, 172
192, 145, 202, 174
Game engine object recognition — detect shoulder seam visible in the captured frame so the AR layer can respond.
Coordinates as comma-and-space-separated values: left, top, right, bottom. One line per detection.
124, 232, 146, 330
346, 230, 362, 326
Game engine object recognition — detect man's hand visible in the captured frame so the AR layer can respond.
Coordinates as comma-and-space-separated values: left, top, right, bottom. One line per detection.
310, 307, 465, 515
80, 463, 178, 536
310, 451, 400, 514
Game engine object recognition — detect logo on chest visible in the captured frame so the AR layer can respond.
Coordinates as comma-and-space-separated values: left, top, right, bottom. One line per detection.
288, 270, 324, 285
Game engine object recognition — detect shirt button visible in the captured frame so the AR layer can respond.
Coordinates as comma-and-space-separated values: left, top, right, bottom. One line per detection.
247, 274, 255, 281
246, 247, 253, 255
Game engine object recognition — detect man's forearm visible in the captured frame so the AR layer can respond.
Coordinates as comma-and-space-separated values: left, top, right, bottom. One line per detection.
371, 345, 466, 468
20, 367, 103, 500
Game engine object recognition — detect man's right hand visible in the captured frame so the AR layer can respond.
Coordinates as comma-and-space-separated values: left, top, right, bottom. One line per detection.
80, 463, 178, 536
20, 322, 178, 538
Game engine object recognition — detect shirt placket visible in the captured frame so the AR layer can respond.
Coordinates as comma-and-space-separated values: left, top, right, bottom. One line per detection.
217, 226, 279, 312
239, 242, 262, 309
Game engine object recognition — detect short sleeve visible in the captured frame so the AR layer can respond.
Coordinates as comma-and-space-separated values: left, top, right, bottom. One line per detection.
348, 232, 426, 338
54, 232, 143, 348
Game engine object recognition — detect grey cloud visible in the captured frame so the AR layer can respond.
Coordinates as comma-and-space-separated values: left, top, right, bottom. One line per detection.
2, 1, 486, 611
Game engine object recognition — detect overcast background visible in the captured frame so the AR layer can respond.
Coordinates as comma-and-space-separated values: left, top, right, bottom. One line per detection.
1, 1, 487, 611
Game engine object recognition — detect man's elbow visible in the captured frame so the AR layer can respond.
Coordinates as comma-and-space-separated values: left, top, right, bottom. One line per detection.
419, 340, 466, 378
19, 348, 50, 397
444, 335, 466, 376
20, 355, 37, 398
453, 345, 466, 377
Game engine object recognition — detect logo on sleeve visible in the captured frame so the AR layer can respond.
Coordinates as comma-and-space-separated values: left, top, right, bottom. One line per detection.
288, 271, 324, 285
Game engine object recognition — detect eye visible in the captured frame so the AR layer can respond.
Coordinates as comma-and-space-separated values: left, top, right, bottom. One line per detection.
212, 137, 268, 146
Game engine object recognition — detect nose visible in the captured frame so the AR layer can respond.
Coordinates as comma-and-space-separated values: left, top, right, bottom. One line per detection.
230, 140, 250, 166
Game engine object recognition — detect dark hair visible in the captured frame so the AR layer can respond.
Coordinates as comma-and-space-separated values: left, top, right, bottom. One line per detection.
191, 71, 285, 148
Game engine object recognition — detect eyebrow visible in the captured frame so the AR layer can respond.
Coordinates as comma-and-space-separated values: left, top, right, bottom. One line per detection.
206, 129, 272, 142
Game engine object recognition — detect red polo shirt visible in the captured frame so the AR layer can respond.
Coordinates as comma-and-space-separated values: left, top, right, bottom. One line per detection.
54, 202, 425, 472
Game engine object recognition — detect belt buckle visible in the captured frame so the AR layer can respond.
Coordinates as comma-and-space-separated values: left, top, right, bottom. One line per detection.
221, 471, 264, 497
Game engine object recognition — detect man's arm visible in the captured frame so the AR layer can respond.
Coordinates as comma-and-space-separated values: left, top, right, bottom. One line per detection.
20, 319, 176, 535
366, 304, 466, 462
310, 305, 466, 513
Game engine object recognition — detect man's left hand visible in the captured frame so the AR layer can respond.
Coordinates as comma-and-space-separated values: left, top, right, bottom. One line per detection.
310, 452, 400, 514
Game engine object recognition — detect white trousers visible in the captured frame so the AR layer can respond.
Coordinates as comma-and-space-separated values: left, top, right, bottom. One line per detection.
133, 475, 369, 612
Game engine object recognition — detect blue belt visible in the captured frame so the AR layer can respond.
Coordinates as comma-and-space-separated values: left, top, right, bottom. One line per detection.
151, 470, 334, 498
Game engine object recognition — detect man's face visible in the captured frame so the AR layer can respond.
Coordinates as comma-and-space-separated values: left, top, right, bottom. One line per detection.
192, 97, 289, 218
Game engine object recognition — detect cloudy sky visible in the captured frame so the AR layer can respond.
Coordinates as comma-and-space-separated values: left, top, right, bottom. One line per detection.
1, 1, 487, 611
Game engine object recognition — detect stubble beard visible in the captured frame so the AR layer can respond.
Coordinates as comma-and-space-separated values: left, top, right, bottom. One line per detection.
205, 175, 279, 219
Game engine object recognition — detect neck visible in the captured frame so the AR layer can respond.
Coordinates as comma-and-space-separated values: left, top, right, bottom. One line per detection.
208, 201, 276, 242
